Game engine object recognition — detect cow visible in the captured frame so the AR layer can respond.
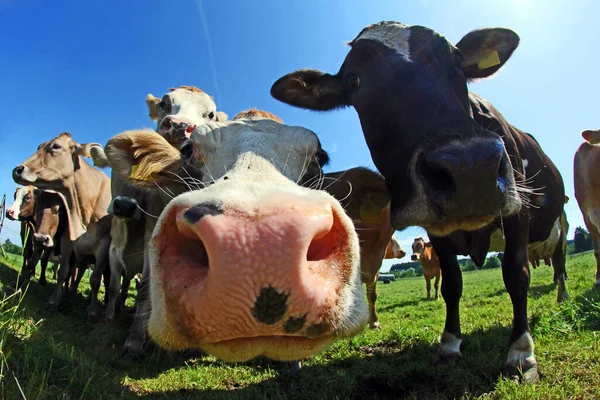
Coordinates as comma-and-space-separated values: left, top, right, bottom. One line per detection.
321, 167, 404, 330
270, 21, 567, 382
12, 132, 111, 311
574, 128, 600, 288
385, 236, 406, 260
91, 86, 229, 356
102, 117, 369, 363
6, 186, 36, 284
411, 238, 442, 300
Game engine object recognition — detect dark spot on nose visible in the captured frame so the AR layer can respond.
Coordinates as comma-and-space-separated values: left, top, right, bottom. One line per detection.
284, 314, 307, 333
252, 286, 289, 325
183, 203, 223, 224
306, 323, 329, 338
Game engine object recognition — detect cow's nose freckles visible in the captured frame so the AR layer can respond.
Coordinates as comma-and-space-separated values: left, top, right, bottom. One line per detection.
252, 286, 289, 325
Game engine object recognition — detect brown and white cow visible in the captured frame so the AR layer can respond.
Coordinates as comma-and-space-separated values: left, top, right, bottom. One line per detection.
7, 186, 39, 286
411, 238, 442, 300
91, 86, 229, 355
574, 129, 600, 287
385, 236, 406, 260
271, 21, 567, 382
103, 117, 368, 362
12, 132, 111, 310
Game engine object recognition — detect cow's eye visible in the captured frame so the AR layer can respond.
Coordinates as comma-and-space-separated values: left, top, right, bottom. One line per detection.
52, 143, 61, 150
24, 195, 31, 202
207, 111, 215, 120
345, 73, 361, 91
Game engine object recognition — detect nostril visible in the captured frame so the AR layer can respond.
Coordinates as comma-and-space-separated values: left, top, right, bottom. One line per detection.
306, 211, 340, 262
496, 153, 510, 193
419, 153, 455, 193
14, 165, 24, 175
163, 118, 173, 129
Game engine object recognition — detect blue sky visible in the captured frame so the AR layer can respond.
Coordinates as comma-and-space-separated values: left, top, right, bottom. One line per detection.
0, 0, 598, 272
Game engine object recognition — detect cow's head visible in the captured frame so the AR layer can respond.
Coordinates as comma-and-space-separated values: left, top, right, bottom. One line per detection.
233, 108, 284, 124
6, 186, 35, 221
146, 86, 228, 146
385, 236, 406, 259
411, 237, 427, 261
105, 118, 367, 362
12, 132, 102, 189
271, 22, 523, 236
32, 191, 64, 249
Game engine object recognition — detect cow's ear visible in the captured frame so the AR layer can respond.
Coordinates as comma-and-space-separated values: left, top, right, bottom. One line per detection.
146, 94, 161, 121
104, 130, 182, 187
271, 69, 346, 111
456, 28, 520, 80
74, 142, 103, 158
215, 111, 228, 122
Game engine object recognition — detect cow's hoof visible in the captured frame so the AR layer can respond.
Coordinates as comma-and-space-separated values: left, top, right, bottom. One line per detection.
432, 352, 462, 367
504, 363, 540, 384
87, 308, 102, 323
45, 301, 59, 312
122, 339, 145, 360
287, 360, 302, 373
368, 321, 381, 330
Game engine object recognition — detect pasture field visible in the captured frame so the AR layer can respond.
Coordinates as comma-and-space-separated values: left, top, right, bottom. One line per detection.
1, 252, 599, 399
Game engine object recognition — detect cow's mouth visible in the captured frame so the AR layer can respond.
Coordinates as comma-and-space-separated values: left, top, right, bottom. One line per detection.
200, 335, 335, 362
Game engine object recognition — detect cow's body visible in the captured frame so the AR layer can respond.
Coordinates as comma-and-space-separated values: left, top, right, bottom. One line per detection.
574, 129, 600, 287
322, 167, 405, 329
7, 186, 40, 286
271, 21, 567, 382
12, 132, 111, 310
411, 238, 441, 300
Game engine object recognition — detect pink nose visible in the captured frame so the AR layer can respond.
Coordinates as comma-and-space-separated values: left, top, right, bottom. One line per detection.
6, 209, 16, 220
153, 199, 354, 344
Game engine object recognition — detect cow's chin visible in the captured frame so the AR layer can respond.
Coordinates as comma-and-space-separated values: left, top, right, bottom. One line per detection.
153, 334, 336, 362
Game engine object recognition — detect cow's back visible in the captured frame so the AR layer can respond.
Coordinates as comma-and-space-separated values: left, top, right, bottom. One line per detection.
470, 93, 565, 244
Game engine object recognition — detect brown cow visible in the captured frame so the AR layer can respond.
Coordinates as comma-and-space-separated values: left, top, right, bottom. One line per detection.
12, 132, 111, 310
411, 238, 441, 300
6, 186, 36, 285
574, 129, 600, 287
322, 167, 404, 330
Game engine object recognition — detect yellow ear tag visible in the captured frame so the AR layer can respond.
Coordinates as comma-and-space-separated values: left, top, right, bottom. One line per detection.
130, 164, 154, 181
359, 198, 382, 224
477, 50, 501, 70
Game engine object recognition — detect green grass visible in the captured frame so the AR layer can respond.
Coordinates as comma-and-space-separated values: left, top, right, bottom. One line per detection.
0, 251, 599, 399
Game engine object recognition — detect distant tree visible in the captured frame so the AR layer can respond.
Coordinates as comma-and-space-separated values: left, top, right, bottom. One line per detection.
573, 227, 593, 253
483, 256, 501, 270
461, 260, 478, 272
2, 239, 23, 256
566, 242, 575, 255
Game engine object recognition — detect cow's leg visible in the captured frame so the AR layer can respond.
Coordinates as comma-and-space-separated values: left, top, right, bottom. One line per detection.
551, 234, 569, 303
120, 277, 132, 310
122, 252, 151, 358
430, 237, 463, 365
71, 261, 89, 294
501, 216, 538, 383
38, 248, 51, 286
425, 276, 432, 300
46, 240, 73, 311
584, 215, 600, 287
434, 271, 441, 300
366, 281, 380, 330
17, 234, 35, 288
88, 241, 109, 322
52, 262, 58, 280
105, 244, 123, 323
